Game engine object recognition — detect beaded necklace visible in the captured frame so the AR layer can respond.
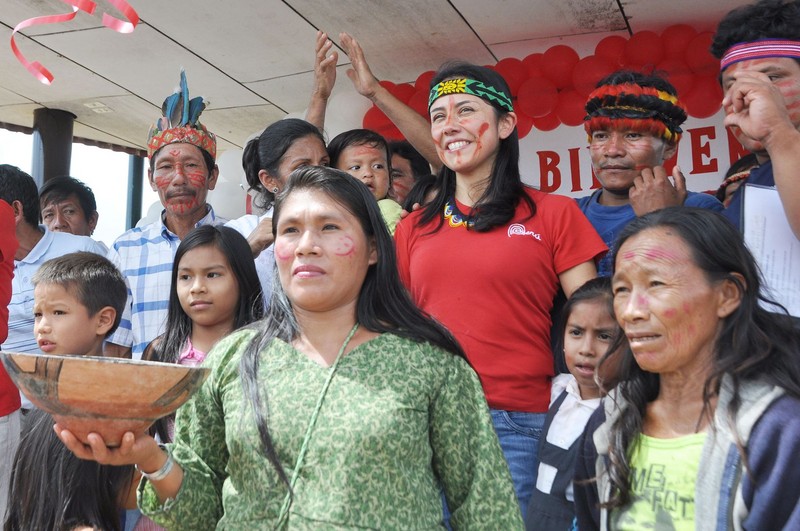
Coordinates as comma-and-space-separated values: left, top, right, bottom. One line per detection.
444, 198, 475, 229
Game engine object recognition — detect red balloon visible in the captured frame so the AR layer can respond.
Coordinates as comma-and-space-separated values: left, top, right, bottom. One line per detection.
685, 32, 719, 76
522, 53, 545, 78
517, 77, 559, 117
682, 75, 723, 118
415, 70, 435, 92
555, 90, 587, 127
532, 111, 561, 132
378, 123, 405, 141
495, 57, 527, 95
363, 105, 391, 131
379, 80, 396, 93
624, 31, 664, 68
516, 111, 534, 139
392, 82, 416, 103
407, 90, 430, 118
542, 45, 580, 89
661, 24, 697, 58
572, 55, 615, 97
595, 35, 627, 68
656, 58, 695, 97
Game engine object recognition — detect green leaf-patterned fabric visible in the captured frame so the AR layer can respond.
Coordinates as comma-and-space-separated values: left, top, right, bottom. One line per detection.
139, 329, 523, 530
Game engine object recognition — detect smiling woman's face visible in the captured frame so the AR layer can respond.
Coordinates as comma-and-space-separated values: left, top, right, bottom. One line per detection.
273, 188, 376, 315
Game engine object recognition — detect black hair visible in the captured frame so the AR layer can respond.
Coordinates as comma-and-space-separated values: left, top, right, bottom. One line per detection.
601, 207, 800, 509
3, 409, 132, 531
238, 166, 466, 492
149, 225, 264, 366
242, 119, 327, 211
39, 176, 97, 223
388, 140, 430, 179
328, 128, 392, 180
711, 0, 800, 60
31, 252, 128, 336
418, 61, 535, 232
402, 174, 438, 211
0, 164, 39, 227
559, 276, 616, 348
594, 70, 679, 96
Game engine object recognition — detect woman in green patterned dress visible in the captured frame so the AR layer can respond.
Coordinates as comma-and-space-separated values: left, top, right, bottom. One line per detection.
56, 166, 523, 530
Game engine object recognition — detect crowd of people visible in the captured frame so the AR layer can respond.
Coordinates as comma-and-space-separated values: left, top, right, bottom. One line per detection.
1, 0, 799, 529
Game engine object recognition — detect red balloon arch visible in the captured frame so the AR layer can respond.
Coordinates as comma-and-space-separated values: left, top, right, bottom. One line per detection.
363, 25, 721, 139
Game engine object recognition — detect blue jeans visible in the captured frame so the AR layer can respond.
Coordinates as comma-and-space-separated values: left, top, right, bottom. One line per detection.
490, 409, 546, 521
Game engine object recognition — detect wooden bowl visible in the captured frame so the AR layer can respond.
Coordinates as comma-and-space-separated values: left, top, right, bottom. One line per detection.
1, 352, 209, 446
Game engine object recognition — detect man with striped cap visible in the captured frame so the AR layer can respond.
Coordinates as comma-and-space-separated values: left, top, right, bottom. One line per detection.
712, 0, 800, 238
577, 70, 723, 276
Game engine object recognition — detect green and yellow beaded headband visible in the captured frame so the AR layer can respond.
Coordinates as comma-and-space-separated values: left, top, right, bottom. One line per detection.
428, 78, 514, 113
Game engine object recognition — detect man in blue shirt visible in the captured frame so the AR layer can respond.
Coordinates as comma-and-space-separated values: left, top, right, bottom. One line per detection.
711, 0, 800, 239
577, 71, 723, 276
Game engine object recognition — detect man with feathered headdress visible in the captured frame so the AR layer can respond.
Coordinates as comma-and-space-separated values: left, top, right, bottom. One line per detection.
106, 70, 224, 360
576, 70, 723, 276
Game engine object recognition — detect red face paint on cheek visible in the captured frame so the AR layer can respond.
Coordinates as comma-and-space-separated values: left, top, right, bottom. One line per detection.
779, 83, 800, 122
154, 175, 171, 190
682, 302, 692, 314
478, 122, 489, 136
333, 236, 355, 257
274, 240, 293, 261
186, 172, 206, 188
664, 308, 677, 318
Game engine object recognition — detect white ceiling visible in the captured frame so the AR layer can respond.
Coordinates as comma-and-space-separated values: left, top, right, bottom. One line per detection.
0, 0, 749, 156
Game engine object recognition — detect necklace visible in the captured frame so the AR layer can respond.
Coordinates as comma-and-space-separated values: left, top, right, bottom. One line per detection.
444, 197, 475, 229
275, 322, 360, 529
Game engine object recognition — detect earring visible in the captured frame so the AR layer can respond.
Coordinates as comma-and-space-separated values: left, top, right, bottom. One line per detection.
271, 187, 279, 193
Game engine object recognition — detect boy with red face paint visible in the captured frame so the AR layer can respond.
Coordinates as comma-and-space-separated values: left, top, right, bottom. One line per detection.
712, 0, 800, 239
577, 71, 723, 276
105, 71, 224, 360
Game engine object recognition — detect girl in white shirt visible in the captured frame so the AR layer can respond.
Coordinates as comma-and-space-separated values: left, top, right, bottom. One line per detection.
526, 277, 621, 531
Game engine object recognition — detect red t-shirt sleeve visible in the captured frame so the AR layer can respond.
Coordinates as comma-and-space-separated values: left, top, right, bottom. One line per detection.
394, 214, 414, 289
540, 192, 607, 274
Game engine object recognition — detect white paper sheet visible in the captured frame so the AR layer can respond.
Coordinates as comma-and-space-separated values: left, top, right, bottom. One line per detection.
742, 184, 799, 317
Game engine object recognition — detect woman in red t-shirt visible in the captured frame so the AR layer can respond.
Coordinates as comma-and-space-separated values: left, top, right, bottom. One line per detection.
394, 62, 606, 517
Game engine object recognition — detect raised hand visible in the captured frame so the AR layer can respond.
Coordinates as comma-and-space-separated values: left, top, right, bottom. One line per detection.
723, 71, 796, 149
312, 30, 338, 102
340, 32, 380, 100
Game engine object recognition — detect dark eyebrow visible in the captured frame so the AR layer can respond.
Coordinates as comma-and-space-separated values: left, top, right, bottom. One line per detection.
430, 98, 472, 114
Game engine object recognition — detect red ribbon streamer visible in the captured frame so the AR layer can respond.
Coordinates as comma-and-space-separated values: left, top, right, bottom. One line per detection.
10, 0, 140, 85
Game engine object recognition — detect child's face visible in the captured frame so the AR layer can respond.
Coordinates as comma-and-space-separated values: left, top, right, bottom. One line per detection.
336, 144, 390, 201
176, 244, 239, 332
563, 300, 618, 400
33, 283, 110, 356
